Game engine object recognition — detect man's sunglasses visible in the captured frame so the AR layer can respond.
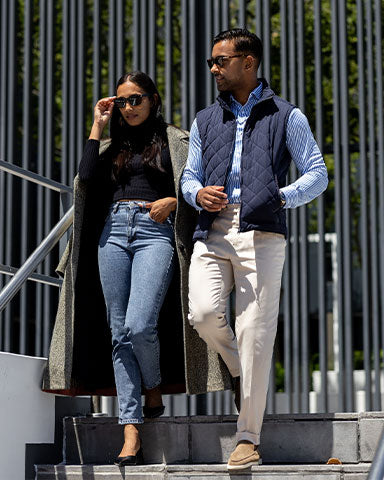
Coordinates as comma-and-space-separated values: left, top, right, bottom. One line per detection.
206, 54, 248, 69
114, 93, 151, 108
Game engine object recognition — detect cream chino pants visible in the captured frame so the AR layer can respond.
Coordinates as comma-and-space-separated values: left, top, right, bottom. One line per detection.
188, 205, 286, 445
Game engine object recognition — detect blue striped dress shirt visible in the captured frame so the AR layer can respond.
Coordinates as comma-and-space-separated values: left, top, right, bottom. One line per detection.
181, 84, 328, 210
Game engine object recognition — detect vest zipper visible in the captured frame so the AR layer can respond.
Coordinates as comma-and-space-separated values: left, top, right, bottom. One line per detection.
238, 114, 254, 232
238, 127, 247, 233
219, 89, 276, 233
223, 137, 237, 186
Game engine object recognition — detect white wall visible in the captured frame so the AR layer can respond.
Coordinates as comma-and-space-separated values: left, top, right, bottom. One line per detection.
0, 352, 55, 480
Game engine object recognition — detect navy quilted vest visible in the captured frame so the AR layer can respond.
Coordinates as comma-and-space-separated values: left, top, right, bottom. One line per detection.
193, 79, 295, 241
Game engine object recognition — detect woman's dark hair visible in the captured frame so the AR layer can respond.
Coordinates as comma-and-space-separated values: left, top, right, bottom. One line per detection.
213, 28, 263, 65
109, 71, 168, 181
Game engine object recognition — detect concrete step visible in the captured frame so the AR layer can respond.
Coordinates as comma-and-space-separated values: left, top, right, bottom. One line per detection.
60, 412, 384, 465
35, 463, 371, 479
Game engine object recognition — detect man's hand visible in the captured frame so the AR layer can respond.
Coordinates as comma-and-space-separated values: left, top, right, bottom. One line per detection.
196, 186, 228, 212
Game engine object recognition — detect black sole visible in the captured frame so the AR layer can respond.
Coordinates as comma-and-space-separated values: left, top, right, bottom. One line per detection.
143, 405, 165, 419
114, 447, 144, 466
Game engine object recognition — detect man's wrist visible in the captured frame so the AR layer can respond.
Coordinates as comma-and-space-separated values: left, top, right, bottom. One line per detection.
196, 189, 202, 207
193, 187, 203, 211
273, 190, 286, 213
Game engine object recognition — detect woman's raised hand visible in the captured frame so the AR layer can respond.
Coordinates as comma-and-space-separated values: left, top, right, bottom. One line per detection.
89, 97, 116, 140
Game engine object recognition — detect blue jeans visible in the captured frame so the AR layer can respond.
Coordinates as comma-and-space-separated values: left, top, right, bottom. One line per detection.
98, 201, 175, 424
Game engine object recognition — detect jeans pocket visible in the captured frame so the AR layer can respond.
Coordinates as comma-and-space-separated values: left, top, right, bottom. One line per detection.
147, 212, 170, 226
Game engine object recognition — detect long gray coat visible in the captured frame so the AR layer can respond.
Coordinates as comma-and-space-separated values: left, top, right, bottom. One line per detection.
42, 125, 232, 396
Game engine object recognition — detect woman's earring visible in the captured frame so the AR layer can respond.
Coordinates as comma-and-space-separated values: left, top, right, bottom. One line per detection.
156, 105, 162, 118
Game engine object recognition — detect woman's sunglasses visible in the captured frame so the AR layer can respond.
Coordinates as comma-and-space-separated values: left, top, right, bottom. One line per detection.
114, 93, 151, 108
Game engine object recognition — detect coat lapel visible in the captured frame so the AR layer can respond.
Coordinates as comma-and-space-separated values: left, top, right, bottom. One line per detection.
43, 125, 232, 396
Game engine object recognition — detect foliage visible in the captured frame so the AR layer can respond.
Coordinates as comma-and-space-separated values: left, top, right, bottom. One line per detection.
275, 360, 285, 393
15, 0, 382, 248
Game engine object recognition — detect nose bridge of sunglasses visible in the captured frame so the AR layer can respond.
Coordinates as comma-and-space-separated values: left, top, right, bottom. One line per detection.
114, 98, 127, 108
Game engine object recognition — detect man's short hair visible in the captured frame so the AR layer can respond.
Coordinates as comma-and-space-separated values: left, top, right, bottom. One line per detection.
213, 28, 263, 63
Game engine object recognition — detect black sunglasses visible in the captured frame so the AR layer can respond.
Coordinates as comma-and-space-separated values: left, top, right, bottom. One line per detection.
114, 93, 151, 108
206, 54, 248, 69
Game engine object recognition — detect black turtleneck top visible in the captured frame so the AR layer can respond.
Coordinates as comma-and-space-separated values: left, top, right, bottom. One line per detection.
79, 140, 175, 202
79, 116, 176, 202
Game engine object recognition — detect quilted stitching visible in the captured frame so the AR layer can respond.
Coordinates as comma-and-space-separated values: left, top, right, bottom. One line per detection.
194, 82, 295, 240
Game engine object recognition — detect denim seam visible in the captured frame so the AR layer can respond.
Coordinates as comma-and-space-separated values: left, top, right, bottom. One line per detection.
141, 248, 175, 391
101, 205, 175, 414
144, 379, 162, 390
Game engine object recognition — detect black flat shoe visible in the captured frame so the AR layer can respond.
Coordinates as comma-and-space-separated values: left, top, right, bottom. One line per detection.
143, 405, 165, 419
114, 447, 144, 466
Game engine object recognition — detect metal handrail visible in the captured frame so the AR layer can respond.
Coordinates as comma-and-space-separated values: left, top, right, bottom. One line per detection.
0, 206, 73, 312
0, 159, 72, 193
0, 160, 74, 312
0, 263, 62, 287
368, 431, 384, 479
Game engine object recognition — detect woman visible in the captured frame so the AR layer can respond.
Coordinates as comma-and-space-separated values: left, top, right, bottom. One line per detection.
42, 71, 233, 465
82, 71, 186, 464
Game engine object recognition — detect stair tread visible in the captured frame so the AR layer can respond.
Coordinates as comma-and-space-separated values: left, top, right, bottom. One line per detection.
65, 412, 383, 422
36, 463, 371, 471
35, 463, 371, 479
61, 414, 374, 466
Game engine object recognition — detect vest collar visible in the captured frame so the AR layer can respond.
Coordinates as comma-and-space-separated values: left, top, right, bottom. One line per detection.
217, 78, 275, 112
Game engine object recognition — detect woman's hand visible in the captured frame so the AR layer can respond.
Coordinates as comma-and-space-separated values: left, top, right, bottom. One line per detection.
89, 96, 116, 140
146, 197, 177, 223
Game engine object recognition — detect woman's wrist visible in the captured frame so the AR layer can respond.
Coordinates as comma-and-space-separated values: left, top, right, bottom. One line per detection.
168, 197, 177, 211
89, 122, 105, 141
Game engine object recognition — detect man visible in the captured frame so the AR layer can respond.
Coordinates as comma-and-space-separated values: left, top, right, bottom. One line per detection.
181, 28, 328, 470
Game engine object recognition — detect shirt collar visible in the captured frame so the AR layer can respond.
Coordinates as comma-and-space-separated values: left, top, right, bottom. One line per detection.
230, 82, 263, 111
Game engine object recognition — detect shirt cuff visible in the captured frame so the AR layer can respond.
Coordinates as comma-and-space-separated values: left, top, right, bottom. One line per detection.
190, 185, 203, 211
280, 185, 297, 209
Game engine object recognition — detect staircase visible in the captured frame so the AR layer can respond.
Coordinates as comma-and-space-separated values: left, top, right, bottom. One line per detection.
35, 412, 383, 479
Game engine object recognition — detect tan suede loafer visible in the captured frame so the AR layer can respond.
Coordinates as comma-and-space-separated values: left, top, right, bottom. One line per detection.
227, 441, 262, 470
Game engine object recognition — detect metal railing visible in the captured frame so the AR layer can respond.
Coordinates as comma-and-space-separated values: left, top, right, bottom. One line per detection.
0, 206, 73, 313
368, 431, 384, 479
0, 160, 72, 195
0, 264, 62, 288
0, 160, 73, 326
